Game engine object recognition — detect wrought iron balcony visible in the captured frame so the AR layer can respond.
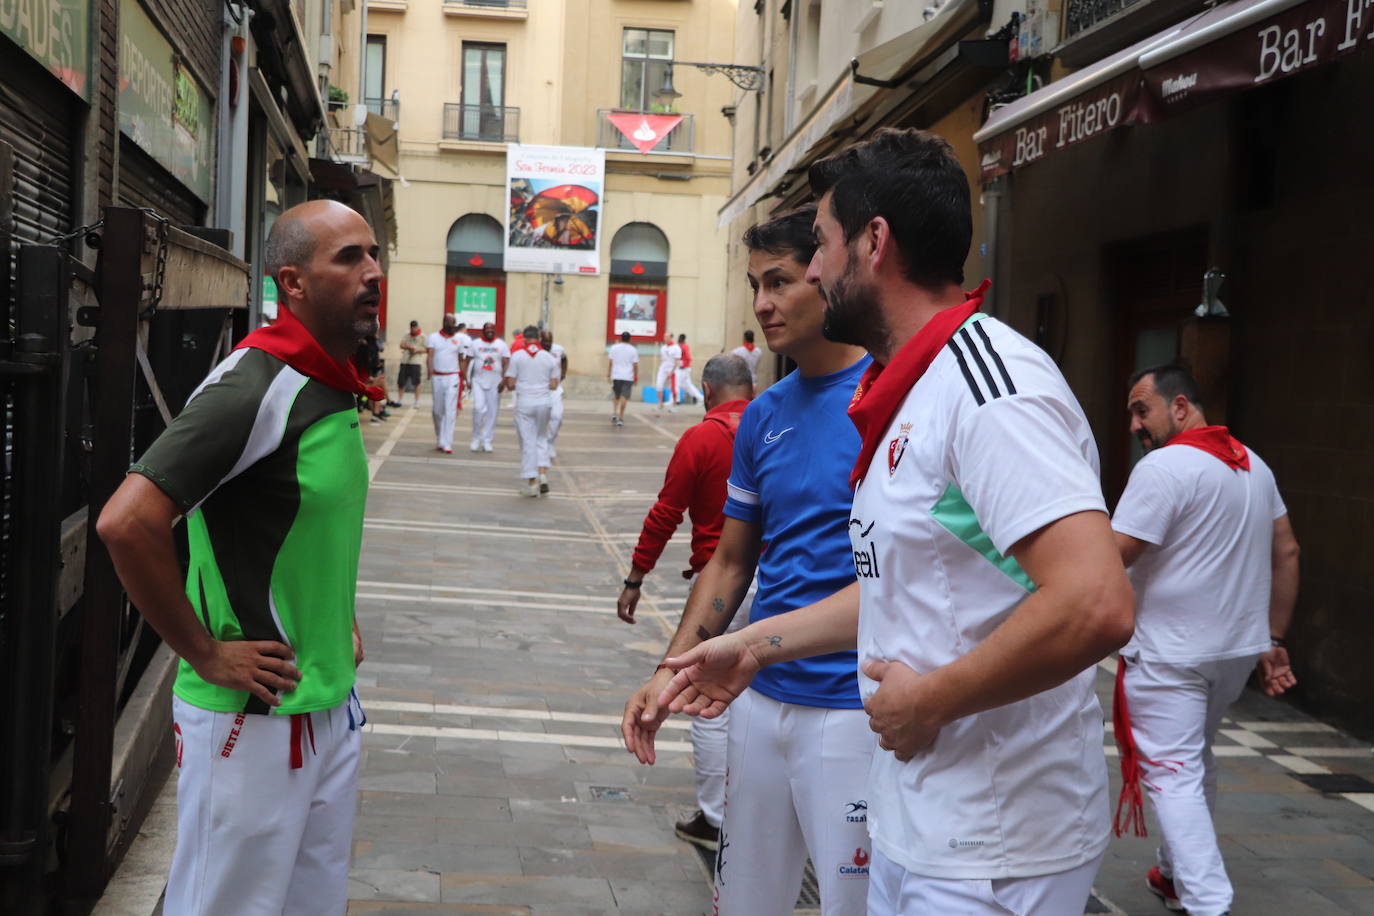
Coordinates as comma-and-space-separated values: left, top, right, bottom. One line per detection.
443, 103, 520, 143
325, 127, 370, 162
1063, 0, 1147, 39
364, 97, 400, 123
596, 109, 695, 154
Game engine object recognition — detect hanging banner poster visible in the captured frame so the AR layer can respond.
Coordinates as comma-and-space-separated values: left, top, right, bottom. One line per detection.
505, 144, 604, 275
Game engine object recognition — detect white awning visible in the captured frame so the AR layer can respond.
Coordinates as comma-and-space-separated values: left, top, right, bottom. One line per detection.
1137, 0, 1305, 68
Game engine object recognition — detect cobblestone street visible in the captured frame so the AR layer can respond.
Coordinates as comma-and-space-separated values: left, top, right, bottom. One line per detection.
95, 395, 1374, 915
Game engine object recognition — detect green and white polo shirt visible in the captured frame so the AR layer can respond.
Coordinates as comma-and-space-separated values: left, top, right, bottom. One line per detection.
131, 346, 368, 715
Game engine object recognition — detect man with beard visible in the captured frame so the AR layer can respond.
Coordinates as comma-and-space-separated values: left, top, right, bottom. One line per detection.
427, 313, 471, 454
622, 207, 875, 915
468, 322, 510, 452
503, 324, 561, 496
95, 200, 375, 914
657, 129, 1135, 915
1111, 364, 1299, 916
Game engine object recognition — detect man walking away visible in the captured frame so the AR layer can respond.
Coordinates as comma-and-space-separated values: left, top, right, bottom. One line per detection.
397, 320, 425, 407
541, 329, 568, 459
656, 332, 681, 413
617, 353, 754, 850
468, 321, 509, 452
608, 331, 639, 426
427, 313, 470, 453
504, 324, 561, 496
96, 200, 376, 916
1112, 364, 1300, 916
731, 329, 763, 386
675, 334, 704, 405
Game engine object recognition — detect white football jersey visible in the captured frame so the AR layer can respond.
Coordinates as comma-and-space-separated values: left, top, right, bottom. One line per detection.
851, 314, 1110, 880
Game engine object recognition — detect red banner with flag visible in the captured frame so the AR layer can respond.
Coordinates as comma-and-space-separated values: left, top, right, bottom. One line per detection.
607, 112, 684, 153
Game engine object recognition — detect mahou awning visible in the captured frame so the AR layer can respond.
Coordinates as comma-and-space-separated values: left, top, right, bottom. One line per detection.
974, 0, 1374, 181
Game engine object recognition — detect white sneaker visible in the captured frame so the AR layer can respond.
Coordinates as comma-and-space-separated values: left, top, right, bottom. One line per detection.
482, 441, 493, 452
470, 441, 481, 452
539, 473, 550, 495
521, 482, 540, 497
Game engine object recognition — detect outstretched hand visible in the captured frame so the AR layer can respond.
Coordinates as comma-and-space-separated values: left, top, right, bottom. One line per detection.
1257, 646, 1296, 696
658, 633, 759, 720
862, 659, 940, 763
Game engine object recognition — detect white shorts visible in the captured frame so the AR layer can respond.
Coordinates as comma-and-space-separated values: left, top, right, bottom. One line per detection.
715, 689, 875, 916
165, 692, 364, 915
868, 846, 1104, 915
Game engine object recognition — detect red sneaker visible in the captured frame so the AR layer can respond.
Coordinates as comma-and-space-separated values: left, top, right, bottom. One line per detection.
1147, 867, 1184, 911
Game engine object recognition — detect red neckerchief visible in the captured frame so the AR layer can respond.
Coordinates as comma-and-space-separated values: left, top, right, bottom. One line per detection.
235, 306, 386, 401
1167, 425, 1250, 470
409, 328, 422, 337
742, 342, 755, 351
847, 280, 991, 488
439, 328, 456, 338
524, 343, 541, 357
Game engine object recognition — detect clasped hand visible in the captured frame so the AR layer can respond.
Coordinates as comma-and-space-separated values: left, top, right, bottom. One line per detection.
861, 659, 942, 763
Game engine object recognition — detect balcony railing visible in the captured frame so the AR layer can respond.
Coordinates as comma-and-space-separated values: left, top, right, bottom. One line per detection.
326, 127, 369, 162
364, 97, 400, 123
596, 109, 695, 154
443, 103, 520, 143
1063, 0, 1147, 39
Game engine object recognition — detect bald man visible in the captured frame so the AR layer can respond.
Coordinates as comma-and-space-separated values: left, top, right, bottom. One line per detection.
97, 200, 375, 914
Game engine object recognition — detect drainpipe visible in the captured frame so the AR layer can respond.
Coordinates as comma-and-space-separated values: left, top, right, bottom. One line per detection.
981, 176, 1005, 316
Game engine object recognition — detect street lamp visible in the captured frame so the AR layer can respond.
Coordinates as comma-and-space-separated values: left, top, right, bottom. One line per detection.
654, 60, 766, 108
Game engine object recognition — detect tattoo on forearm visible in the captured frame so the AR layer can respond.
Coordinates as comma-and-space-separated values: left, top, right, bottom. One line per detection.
696, 625, 713, 642
713, 598, 726, 614
766, 635, 782, 647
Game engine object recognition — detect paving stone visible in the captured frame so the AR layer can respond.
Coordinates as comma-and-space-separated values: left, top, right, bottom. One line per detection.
440, 874, 617, 908
347, 868, 442, 902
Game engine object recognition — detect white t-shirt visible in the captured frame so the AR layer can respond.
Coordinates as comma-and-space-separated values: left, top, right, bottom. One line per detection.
504, 347, 560, 405
608, 342, 639, 381
850, 314, 1110, 880
658, 343, 681, 373
548, 343, 566, 395
731, 344, 763, 383
1113, 442, 1285, 665
427, 331, 470, 374
467, 337, 510, 389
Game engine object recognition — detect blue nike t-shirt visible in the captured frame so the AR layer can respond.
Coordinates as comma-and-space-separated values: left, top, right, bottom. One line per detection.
724, 354, 870, 708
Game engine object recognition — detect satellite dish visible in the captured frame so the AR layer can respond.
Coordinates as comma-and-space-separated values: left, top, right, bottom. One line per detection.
353, 103, 368, 127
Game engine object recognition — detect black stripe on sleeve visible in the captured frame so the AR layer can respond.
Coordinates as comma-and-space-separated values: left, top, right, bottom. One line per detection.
946, 339, 986, 406
973, 321, 1017, 395
958, 328, 1002, 399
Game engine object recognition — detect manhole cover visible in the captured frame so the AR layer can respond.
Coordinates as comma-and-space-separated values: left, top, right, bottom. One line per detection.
588, 785, 633, 801
1293, 773, 1374, 794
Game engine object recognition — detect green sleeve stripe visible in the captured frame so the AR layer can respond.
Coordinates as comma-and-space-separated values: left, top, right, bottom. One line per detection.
930, 483, 1036, 592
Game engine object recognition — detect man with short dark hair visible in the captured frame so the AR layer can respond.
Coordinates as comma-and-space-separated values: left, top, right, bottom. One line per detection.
607, 330, 639, 426
96, 200, 376, 914
731, 329, 762, 386
468, 321, 509, 452
397, 320, 425, 407
623, 207, 876, 915
618, 353, 754, 850
504, 324, 560, 496
660, 129, 1134, 915
675, 333, 704, 405
1112, 365, 1300, 916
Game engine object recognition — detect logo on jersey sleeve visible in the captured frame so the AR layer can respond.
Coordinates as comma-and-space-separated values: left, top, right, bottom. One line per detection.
888, 421, 912, 477
844, 800, 868, 823
849, 518, 880, 579
838, 847, 871, 878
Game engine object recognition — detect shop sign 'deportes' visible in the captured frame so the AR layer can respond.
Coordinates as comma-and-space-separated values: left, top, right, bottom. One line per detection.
118, 0, 214, 203
1, 0, 91, 99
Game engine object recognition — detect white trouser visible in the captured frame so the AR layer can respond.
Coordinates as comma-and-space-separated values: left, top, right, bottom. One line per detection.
1125, 654, 1258, 916
166, 693, 364, 916
675, 367, 703, 402
868, 846, 1104, 915
689, 576, 753, 828
715, 690, 875, 916
470, 382, 500, 447
513, 401, 552, 479
431, 374, 459, 449
545, 387, 564, 457
655, 364, 677, 401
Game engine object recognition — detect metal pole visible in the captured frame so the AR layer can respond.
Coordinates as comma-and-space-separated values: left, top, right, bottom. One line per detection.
64, 207, 147, 905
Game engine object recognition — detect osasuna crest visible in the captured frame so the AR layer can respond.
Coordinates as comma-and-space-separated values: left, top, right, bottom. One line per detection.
888, 422, 912, 477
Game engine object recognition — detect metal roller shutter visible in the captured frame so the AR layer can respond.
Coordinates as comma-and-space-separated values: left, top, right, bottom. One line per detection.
0, 62, 76, 243
117, 137, 205, 227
